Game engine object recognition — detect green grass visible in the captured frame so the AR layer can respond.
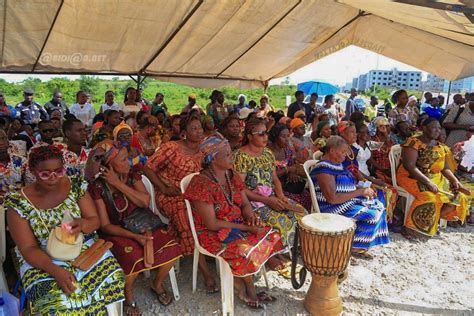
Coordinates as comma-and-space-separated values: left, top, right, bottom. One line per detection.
0, 76, 297, 114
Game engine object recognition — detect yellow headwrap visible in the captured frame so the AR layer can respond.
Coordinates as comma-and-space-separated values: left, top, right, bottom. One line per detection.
113, 122, 133, 141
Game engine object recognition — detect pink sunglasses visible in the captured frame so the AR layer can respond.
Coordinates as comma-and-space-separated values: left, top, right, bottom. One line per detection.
37, 168, 67, 180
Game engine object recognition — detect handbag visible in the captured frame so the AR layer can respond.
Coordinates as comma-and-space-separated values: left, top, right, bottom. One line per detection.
100, 179, 164, 234
122, 207, 164, 234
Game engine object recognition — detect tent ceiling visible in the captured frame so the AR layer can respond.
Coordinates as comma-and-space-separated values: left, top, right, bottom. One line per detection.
0, 0, 472, 88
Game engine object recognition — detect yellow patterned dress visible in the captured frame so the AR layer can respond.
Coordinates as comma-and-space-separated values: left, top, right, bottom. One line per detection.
4, 177, 125, 315
397, 137, 469, 236
233, 148, 303, 247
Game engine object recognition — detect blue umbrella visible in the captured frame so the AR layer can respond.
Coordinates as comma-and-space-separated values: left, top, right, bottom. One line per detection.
297, 80, 338, 96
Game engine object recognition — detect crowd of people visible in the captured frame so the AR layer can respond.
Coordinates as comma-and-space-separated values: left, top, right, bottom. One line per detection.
0, 86, 472, 315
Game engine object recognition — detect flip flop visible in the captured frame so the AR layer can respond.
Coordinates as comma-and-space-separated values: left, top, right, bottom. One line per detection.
244, 299, 266, 310
150, 288, 173, 306
257, 291, 277, 303
124, 301, 142, 316
351, 250, 374, 260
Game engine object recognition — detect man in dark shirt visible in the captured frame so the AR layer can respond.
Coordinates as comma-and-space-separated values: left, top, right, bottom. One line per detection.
287, 90, 307, 119
15, 88, 49, 126
44, 91, 69, 116
344, 88, 358, 120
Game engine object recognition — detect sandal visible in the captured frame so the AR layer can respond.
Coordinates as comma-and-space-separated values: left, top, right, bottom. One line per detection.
124, 301, 141, 316
257, 291, 277, 303
150, 287, 173, 306
351, 249, 374, 260
244, 299, 266, 310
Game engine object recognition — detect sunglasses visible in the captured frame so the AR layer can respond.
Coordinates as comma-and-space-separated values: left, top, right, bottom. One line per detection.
41, 129, 55, 133
251, 130, 268, 136
37, 168, 67, 180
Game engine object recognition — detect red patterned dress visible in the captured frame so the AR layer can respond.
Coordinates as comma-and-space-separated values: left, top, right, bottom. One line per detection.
184, 173, 283, 276
146, 141, 203, 255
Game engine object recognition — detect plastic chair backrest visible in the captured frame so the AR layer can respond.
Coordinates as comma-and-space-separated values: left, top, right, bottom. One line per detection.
180, 173, 212, 255
303, 160, 320, 213
389, 144, 402, 188
141, 175, 169, 224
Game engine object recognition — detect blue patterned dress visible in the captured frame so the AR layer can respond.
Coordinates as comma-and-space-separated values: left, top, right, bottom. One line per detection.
310, 160, 390, 249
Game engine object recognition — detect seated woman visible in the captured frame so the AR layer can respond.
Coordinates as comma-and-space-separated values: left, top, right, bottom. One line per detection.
131, 116, 160, 157
233, 119, 305, 274
397, 118, 469, 238
184, 135, 284, 309
88, 140, 182, 314
370, 117, 396, 184
114, 122, 147, 171
220, 116, 242, 151
339, 122, 398, 223
310, 136, 390, 258
5, 145, 125, 315
144, 114, 219, 292
268, 123, 311, 210
312, 120, 332, 158
90, 109, 122, 147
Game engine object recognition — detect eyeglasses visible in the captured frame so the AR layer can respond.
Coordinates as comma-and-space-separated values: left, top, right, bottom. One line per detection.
37, 168, 67, 180
41, 129, 55, 133
251, 130, 268, 136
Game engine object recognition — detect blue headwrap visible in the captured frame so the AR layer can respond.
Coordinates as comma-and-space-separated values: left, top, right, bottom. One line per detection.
199, 133, 228, 165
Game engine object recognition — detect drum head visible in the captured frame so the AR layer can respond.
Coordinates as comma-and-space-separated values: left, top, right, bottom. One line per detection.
301, 213, 354, 233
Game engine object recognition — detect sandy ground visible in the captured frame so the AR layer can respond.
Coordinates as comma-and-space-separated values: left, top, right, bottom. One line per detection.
134, 225, 473, 315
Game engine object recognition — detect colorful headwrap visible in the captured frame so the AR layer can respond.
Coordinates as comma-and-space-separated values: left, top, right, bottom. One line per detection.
199, 133, 228, 165
337, 121, 354, 134
93, 140, 122, 164
290, 118, 305, 130
316, 121, 330, 137
113, 122, 133, 141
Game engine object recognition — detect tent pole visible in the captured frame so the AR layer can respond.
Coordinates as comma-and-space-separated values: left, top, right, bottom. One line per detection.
446, 80, 452, 107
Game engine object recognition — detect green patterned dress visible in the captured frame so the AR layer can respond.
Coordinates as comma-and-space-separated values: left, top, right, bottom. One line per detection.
233, 147, 303, 247
4, 176, 125, 315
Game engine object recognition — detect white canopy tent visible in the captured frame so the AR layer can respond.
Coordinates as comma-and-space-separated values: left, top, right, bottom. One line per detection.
0, 0, 472, 88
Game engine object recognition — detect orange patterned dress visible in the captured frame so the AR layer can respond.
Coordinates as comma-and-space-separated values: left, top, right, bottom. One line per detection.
146, 141, 203, 254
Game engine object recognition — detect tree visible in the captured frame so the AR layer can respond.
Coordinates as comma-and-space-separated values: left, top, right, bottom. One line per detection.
78, 75, 100, 99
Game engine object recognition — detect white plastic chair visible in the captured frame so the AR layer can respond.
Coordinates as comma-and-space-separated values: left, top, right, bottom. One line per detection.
312, 150, 323, 160
0, 206, 7, 291
140, 175, 180, 301
303, 160, 321, 213
389, 145, 415, 223
181, 173, 270, 316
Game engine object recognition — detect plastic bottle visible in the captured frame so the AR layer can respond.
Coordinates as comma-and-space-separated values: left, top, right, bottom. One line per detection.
0, 289, 19, 316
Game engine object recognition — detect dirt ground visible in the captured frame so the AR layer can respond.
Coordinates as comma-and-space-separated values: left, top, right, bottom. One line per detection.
134, 225, 474, 315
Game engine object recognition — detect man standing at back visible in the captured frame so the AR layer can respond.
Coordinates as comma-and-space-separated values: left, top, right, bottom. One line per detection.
44, 91, 69, 117
344, 88, 358, 120
15, 88, 49, 126
420, 91, 433, 113
287, 90, 306, 118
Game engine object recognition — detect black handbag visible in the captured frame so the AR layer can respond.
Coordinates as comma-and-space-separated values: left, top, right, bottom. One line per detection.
280, 174, 306, 194
100, 179, 165, 234
122, 207, 164, 234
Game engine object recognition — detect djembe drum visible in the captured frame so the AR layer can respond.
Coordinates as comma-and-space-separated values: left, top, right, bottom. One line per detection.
291, 213, 355, 315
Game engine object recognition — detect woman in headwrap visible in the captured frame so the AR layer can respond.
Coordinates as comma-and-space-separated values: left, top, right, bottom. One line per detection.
268, 123, 312, 210
184, 134, 284, 309
88, 140, 182, 313
89, 110, 122, 147
113, 122, 147, 171
289, 117, 313, 161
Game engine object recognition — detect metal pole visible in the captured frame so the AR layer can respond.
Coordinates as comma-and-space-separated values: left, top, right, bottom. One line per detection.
446, 80, 452, 109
